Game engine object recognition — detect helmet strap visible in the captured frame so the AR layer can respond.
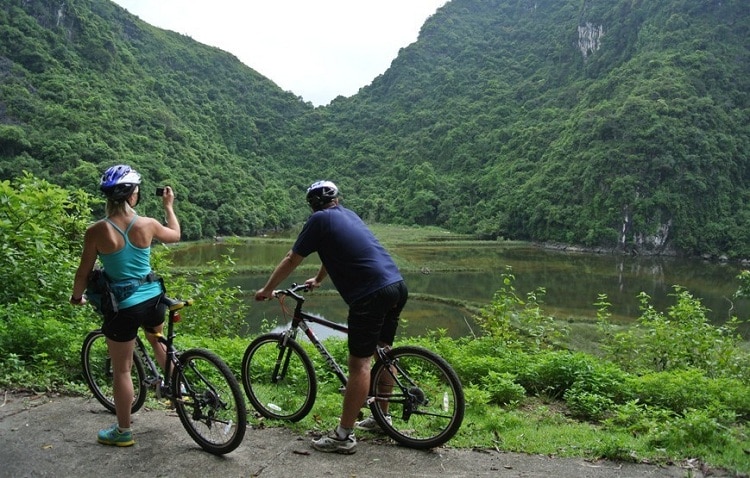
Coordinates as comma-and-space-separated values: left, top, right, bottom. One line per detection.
129, 187, 141, 207
310, 197, 337, 211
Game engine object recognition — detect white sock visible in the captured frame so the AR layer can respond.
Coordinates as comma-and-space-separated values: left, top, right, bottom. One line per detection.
335, 424, 353, 440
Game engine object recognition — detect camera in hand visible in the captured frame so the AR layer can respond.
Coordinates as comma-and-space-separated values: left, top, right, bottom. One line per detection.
156, 187, 165, 196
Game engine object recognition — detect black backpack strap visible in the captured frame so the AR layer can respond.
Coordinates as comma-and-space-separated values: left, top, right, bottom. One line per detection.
142, 271, 159, 284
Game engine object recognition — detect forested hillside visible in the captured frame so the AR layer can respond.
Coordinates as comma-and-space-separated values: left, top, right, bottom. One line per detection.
0, 0, 310, 239
289, 0, 750, 257
1, 0, 748, 257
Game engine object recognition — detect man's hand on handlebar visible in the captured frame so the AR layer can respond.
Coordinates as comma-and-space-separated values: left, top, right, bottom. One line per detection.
254, 288, 274, 301
256, 282, 313, 302
304, 277, 322, 290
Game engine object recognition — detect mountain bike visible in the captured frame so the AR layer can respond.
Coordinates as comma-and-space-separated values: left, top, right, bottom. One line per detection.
81, 296, 247, 455
241, 283, 465, 450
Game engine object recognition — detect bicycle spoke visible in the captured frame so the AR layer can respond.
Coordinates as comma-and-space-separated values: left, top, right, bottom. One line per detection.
370, 346, 464, 449
242, 334, 316, 422
173, 349, 246, 455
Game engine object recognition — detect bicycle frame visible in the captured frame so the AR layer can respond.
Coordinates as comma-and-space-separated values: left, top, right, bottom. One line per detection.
131, 302, 183, 398
244, 283, 465, 449
133, 335, 162, 390
280, 287, 394, 394
286, 298, 349, 386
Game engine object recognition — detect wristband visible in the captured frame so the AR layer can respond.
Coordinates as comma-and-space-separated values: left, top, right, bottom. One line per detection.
70, 295, 83, 304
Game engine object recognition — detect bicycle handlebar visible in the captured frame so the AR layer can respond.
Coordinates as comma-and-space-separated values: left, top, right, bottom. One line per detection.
272, 283, 309, 302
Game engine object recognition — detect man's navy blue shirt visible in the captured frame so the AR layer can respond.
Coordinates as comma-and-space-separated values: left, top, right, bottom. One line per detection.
292, 205, 402, 305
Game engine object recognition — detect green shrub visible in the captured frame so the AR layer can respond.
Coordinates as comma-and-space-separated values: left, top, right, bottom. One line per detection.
479, 371, 526, 406
599, 287, 747, 379
632, 369, 750, 421
0, 301, 92, 390
648, 408, 734, 451
475, 267, 567, 348
633, 369, 720, 414
153, 247, 248, 339
0, 174, 101, 389
463, 385, 492, 407
717, 379, 750, 420
0, 173, 94, 305
517, 351, 631, 402
588, 435, 641, 463
564, 387, 615, 421
449, 341, 532, 386
604, 400, 676, 437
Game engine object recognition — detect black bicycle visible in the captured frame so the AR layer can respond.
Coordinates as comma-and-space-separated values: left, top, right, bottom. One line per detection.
81, 296, 247, 455
241, 283, 465, 450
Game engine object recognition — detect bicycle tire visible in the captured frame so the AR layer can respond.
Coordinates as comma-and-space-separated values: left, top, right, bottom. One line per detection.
80, 330, 147, 414
241, 333, 317, 422
369, 345, 465, 449
172, 348, 247, 455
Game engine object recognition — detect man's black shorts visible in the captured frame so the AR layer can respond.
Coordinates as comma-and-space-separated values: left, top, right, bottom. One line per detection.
347, 281, 408, 358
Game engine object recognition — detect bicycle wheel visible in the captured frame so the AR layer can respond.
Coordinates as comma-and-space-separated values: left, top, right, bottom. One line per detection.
241, 333, 316, 422
172, 348, 247, 455
369, 345, 465, 449
80, 330, 147, 414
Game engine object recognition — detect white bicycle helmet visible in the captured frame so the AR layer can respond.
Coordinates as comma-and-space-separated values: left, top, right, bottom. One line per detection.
100, 164, 141, 201
306, 180, 339, 210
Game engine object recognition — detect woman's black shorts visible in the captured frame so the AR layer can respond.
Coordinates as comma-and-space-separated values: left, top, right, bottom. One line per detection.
102, 294, 167, 342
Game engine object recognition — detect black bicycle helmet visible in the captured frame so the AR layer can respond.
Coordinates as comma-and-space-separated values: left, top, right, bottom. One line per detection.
99, 164, 141, 201
306, 180, 339, 210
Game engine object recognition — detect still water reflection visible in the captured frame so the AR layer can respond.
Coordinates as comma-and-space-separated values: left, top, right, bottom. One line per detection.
169, 241, 749, 340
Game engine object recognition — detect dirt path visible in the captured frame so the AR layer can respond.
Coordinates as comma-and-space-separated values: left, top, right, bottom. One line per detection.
0, 392, 724, 478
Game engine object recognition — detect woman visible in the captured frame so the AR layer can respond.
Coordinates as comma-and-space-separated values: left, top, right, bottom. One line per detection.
71, 164, 181, 446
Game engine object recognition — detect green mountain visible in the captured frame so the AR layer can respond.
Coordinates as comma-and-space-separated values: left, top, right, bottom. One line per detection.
0, 0, 309, 239
1, 0, 748, 258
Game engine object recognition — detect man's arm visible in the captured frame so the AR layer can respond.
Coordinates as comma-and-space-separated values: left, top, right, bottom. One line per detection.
305, 265, 328, 289
255, 250, 305, 300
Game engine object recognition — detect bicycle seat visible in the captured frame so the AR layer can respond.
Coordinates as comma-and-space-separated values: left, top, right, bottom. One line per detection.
163, 296, 192, 311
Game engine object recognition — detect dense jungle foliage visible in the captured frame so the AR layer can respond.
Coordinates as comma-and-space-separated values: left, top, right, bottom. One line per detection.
0, 0, 748, 257
2, 176, 750, 473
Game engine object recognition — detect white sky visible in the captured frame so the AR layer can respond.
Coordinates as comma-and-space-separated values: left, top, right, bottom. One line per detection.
110, 0, 449, 106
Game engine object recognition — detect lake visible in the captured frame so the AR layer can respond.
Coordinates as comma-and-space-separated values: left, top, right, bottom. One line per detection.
169, 239, 750, 340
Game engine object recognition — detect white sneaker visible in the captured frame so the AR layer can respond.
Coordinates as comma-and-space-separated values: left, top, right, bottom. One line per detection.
355, 415, 391, 433
311, 430, 357, 454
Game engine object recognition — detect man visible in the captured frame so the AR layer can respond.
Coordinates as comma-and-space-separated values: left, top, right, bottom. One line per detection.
255, 180, 408, 454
